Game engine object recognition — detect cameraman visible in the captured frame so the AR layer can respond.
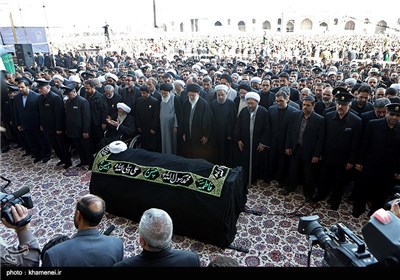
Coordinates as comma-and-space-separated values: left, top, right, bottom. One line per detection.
1, 204, 40, 267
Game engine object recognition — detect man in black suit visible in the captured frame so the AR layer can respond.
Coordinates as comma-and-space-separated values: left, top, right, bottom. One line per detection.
283, 96, 325, 200
63, 83, 92, 168
353, 103, 400, 217
114, 208, 200, 267
14, 78, 50, 163
267, 90, 299, 186
315, 89, 362, 210
135, 85, 161, 152
37, 79, 71, 167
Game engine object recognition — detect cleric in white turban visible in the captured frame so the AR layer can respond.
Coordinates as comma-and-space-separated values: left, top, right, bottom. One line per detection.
245, 92, 260, 103
116, 102, 131, 114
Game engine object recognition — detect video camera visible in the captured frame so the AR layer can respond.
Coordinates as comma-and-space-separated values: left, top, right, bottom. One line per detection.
298, 212, 400, 267
0, 176, 33, 227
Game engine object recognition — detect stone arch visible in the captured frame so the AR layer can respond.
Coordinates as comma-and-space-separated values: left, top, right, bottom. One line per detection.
300, 18, 313, 30
215, 21, 222, 27
238, 20, 246, 32
344, 20, 355, 30
375, 20, 387, 34
262, 20, 271, 30
286, 21, 294, 32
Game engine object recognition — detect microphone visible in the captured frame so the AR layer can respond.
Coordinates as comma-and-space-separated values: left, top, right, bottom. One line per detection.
11, 187, 30, 199
103, 225, 115, 236
0, 187, 30, 205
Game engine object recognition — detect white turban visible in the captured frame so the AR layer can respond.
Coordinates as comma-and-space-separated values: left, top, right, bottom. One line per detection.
68, 75, 81, 83
109, 140, 127, 154
214, 84, 229, 93
250, 77, 262, 84
117, 102, 131, 113
174, 80, 185, 87
105, 73, 118, 81
52, 74, 64, 82
245, 92, 260, 103
390, 83, 400, 91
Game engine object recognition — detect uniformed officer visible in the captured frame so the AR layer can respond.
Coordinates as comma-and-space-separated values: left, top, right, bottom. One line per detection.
314, 88, 362, 210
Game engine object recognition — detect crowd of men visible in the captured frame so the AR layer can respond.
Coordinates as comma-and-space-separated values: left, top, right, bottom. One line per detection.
1, 34, 400, 219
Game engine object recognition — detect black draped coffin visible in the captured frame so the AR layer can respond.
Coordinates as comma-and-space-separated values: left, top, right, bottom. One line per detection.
89, 146, 247, 248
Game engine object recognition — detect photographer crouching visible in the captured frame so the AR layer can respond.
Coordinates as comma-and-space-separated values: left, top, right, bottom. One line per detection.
0, 204, 40, 267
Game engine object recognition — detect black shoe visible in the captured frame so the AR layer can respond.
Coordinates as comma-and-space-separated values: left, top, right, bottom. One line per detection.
281, 189, 294, 196
63, 162, 72, 169
88, 163, 93, 170
56, 160, 64, 166
42, 157, 50, 163
22, 152, 31, 157
312, 193, 326, 203
330, 203, 340, 210
76, 162, 85, 168
1, 146, 10, 153
281, 190, 290, 196
352, 208, 365, 218
33, 157, 41, 163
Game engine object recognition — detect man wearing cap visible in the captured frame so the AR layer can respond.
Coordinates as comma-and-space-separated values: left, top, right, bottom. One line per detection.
100, 102, 135, 148
181, 83, 214, 162
315, 89, 362, 210
14, 77, 48, 163
234, 91, 268, 187
63, 83, 92, 168
36, 79, 71, 167
210, 84, 237, 167
159, 83, 182, 155
353, 103, 400, 217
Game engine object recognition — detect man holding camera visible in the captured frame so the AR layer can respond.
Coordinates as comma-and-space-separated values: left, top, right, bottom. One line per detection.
0, 204, 40, 267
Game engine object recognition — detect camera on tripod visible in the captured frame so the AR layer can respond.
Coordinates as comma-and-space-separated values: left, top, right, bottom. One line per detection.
298, 215, 377, 267
0, 176, 33, 227
298, 212, 400, 267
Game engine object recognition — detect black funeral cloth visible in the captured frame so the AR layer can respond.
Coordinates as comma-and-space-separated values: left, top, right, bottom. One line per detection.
90, 147, 247, 248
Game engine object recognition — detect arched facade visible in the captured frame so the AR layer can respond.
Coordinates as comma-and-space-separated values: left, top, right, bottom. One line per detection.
344, 20, 355, 30
375, 20, 387, 34
238, 20, 246, 32
300, 18, 313, 30
157, 14, 397, 35
262, 20, 271, 30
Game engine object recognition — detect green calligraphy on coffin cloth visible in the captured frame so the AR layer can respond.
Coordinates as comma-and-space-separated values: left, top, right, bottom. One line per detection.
98, 160, 113, 172
143, 167, 160, 180
195, 178, 215, 192
92, 147, 230, 197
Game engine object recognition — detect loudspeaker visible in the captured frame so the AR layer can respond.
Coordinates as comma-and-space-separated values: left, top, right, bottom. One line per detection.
14, 44, 34, 67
